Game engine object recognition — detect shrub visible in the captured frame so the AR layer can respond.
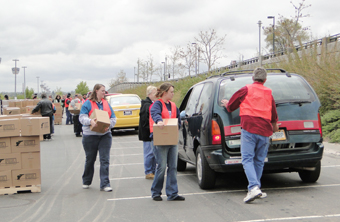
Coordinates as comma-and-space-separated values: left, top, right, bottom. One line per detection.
321, 110, 340, 142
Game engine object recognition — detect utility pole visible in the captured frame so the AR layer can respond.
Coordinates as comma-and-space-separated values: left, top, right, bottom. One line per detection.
258, 20, 262, 67
22, 66, 27, 99
36, 76, 40, 95
13, 59, 19, 98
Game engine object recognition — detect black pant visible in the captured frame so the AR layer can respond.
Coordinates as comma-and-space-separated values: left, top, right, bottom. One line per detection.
42, 113, 53, 139
73, 114, 82, 135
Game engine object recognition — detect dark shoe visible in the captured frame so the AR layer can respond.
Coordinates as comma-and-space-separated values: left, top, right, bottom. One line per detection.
76, 134, 82, 137
153, 196, 162, 201
172, 196, 185, 201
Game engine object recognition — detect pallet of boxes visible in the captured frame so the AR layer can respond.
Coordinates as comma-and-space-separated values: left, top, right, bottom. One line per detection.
54, 103, 62, 125
0, 99, 49, 195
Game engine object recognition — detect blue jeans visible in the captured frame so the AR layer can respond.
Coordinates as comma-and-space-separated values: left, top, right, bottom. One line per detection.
241, 129, 269, 191
66, 107, 73, 124
151, 145, 179, 200
143, 141, 156, 175
82, 133, 112, 189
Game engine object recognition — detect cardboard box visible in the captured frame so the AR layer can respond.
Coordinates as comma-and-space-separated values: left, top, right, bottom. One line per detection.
21, 117, 50, 136
3, 107, 21, 115
25, 106, 41, 115
0, 153, 21, 171
89, 109, 110, 133
12, 169, 41, 187
21, 152, 40, 169
153, 118, 179, 146
54, 113, 62, 118
11, 136, 40, 153
32, 99, 40, 105
0, 138, 11, 154
0, 119, 21, 138
0, 170, 12, 188
0, 114, 22, 120
69, 103, 82, 114
25, 100, 34, 106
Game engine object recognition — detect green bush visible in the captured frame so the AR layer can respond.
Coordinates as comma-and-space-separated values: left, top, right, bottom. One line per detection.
321, 110, 340, 142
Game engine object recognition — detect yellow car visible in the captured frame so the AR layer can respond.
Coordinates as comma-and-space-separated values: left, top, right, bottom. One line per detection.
106, 94, 141, 131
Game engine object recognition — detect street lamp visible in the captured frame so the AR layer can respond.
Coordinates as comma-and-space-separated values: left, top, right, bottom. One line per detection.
36, 76, 40, 95
257, 20, 262, 66
161, 62, 165, 81
12, 59, 19, 98
22, 66, 27, 99
267, 16, 275, 54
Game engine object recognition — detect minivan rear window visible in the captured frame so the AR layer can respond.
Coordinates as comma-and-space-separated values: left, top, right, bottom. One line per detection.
219, 74, 315, 105
109, 96, 141, 106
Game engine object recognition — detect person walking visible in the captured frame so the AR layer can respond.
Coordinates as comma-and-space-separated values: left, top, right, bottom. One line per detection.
150, 82, 185, 201
65, 93, 73, 125
31, 93, 54, 140
79, 84, 116, 192
221, 67, 279, 203
138, 86, 157, 180
71, 94, 83, 137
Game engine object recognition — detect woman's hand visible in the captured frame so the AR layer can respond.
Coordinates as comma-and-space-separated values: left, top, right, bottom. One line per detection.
90, 119, 97, 128
157, 121, 164, 130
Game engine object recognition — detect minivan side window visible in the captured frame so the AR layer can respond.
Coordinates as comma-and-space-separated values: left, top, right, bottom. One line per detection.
196, 83, 213, 115
185, 84, 204, 116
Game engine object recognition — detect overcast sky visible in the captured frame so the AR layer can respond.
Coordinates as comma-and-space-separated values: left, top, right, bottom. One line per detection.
0, 0, 339, 94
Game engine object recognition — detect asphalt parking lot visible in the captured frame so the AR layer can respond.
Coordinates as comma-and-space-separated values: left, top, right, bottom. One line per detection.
1, 119, 340, 222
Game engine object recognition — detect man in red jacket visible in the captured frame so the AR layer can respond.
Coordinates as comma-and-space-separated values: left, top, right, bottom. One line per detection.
221, 67, 279, 203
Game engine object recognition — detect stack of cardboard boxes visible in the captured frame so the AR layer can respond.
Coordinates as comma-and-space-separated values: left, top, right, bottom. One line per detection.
54, 103, 62, 125
0, 103, 50, 195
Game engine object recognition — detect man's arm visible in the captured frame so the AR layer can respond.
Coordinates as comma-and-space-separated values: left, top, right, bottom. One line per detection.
221, 86, 248, 112
271, 96, 279, 132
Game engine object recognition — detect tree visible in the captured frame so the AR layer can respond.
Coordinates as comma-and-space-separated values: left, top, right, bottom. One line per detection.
179, 43, 196, 76
167, 46, 184, 79
194, 29, 226, 73
75, 81, 90, 95
25, 87, 35, 99
54, 87, 63, 96
264, 0, 311, 52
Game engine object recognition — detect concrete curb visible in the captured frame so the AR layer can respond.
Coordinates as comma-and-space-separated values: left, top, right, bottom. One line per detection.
323, 142, 340, 156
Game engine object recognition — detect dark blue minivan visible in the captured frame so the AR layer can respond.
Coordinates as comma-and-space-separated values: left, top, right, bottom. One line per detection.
178, 69, 323, 189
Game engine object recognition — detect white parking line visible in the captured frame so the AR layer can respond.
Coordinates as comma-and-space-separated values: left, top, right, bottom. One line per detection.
107, 183, 340, 201
237, 214, 340, 222
111, 147, 141, 149
322, 165, 340, 168
110, 173, 195, 181
110, 153, 143, 157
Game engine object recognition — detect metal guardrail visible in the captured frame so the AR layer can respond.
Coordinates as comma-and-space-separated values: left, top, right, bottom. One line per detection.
109, 33, 340, 92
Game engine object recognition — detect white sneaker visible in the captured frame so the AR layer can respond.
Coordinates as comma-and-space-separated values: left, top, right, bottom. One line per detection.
101, 187, 112, 192
260, 192, 267, 199
82, 185, 90, 189
243, 186, 262, 203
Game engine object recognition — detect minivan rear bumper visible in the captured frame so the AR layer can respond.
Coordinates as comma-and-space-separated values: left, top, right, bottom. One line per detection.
201, 142, 324, 173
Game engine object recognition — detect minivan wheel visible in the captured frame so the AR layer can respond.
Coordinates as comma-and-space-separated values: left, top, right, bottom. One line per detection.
177, 157, 187, 171
298, 161, 321, 183
196, 146, 216, 189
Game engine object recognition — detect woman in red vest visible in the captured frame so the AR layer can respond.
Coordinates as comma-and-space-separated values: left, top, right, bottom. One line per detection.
150, 83, 185, 201
79, 84, 116, 192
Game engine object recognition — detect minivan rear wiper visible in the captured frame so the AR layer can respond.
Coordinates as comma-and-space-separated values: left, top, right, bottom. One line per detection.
276, 100, 312, 106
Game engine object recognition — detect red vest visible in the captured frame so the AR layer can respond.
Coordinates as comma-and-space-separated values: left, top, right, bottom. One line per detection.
65, 98, 72, 108
149, 99, 177, 133
240, 83, 272, 120
88, 99, 112, 118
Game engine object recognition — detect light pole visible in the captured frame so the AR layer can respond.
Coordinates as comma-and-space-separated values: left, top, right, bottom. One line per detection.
267, 16, 275, 54
161, 62, 165, 81
134, 67, 136, 82
12, 59, 19, 98
165, 56, 168, 80
22, 66, 27, 99
192, 43, 197, 76
258, 20, 262, 67
36, 76, 40, 95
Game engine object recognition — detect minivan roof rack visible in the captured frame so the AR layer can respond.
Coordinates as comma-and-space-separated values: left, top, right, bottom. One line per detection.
206, 68, 290, 79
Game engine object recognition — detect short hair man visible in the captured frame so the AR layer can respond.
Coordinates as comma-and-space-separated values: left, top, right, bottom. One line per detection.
221, 67, 279, 203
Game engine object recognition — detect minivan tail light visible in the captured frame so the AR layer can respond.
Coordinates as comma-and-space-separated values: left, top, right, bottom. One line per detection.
212, 120, 221, 145
318, 113, 323, 138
